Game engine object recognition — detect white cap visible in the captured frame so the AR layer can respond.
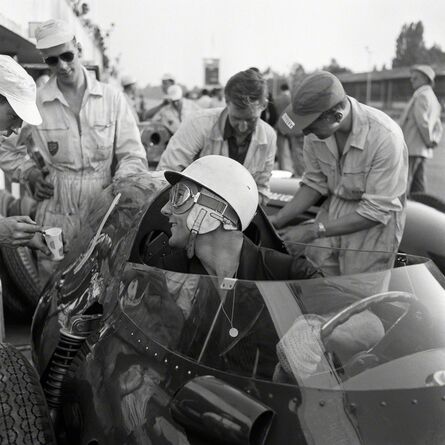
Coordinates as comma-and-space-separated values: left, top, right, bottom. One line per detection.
35, 19, 75, 49
121, 75, 136, 87
161, 73, 175, 82
411, 65, 436, 83
0, 56, 42, 125
167, 85, 183, 101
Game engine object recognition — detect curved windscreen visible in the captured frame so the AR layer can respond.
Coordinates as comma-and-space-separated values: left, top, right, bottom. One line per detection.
120, 251, 445, 391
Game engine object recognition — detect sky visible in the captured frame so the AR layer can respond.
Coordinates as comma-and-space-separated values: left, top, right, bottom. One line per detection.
88, 0, 445, 88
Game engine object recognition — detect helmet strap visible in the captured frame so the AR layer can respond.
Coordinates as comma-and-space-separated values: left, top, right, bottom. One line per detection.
186, 208, 206, 259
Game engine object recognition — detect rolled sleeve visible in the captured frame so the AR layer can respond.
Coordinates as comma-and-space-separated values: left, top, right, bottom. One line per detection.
0, 133, 36, 182
300, 138, 329, 196
157, 117, 204, 171
113, 91, 148, 179
254, 132, 276, 202
356, 132, 408, 224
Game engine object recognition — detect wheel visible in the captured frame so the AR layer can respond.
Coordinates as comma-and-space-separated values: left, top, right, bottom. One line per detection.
410, 192, 445, 213
0, 343, 56, 444
1, 247, 42, 314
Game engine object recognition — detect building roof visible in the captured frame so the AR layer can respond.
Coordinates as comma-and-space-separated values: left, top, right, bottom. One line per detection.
337, 65, 445, 83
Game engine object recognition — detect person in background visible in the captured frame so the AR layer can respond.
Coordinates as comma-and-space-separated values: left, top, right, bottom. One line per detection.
271, 71, 408, 276
209, 87, 225, 108
0, 55, 50, 255
0, 19, 148, 282
274, 83, 294, 173
121, 75, 140, 123
141, 73, 176, 120
157, 68, 277, 204
399, 64, 443, 196
153, 84, 200, 135
196, 89, 212, 109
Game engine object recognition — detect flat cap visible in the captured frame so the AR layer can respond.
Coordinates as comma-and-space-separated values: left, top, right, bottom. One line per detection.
278, 71, 346, 135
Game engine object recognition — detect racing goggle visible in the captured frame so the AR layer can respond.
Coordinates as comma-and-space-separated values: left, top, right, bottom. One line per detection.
168, 182, 239, 226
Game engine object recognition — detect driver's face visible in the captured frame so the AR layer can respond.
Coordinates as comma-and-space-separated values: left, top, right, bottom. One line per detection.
161, 182, 194, 249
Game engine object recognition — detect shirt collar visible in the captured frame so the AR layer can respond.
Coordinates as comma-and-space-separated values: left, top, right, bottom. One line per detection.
40, 66, 103, 104
346, 96, 368, 151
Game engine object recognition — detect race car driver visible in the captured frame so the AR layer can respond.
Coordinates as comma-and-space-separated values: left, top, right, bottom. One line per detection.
159, 155, 384, 377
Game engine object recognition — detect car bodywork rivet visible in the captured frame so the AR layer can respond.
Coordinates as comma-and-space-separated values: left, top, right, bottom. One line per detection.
187, 371, 192, 375
411, 399, 418, 405
130, 332, 134, 336
137, 339, 141, 343
145, 346, 149, 350
380, 401, 387, 407
154, 353, 158, 357
164, 358, 168, 363
319, 400, 326, 407
175, 365, 179, 370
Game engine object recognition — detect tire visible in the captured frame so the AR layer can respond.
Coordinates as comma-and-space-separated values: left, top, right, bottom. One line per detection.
0, 251, 34, 320
410, 192, 445, 213
1, 247, 42, 313
0, 343, 56, 444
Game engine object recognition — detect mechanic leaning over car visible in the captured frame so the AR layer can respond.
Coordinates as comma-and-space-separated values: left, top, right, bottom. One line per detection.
158, 154, 384, 376
0, 19, 148, 284
270, 71, 408, 276
0, 56, 51, 256
156, 68, 277, 205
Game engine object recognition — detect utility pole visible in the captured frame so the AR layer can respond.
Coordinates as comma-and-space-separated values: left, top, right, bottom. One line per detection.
365, 46, 372, 104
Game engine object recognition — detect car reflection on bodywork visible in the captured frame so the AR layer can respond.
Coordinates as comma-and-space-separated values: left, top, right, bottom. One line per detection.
31, 171, 445, 445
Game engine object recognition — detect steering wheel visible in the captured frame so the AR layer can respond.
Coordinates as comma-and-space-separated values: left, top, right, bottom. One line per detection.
320, 291, 429, 378
320, 291, 418, 341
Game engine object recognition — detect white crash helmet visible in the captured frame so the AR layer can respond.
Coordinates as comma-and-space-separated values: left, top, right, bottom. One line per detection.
164, 155, 259, 232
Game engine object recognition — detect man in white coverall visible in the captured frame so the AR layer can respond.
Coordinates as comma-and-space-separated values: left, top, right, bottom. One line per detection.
0, 56, 50, 255
399, 64, 443, 196
0, 19, 148, 282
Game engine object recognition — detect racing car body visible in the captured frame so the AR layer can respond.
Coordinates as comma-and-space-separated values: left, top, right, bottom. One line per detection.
31, 173, 445, 445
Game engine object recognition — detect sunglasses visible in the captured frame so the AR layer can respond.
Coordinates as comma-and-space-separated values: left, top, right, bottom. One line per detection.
44, 51, 75, 66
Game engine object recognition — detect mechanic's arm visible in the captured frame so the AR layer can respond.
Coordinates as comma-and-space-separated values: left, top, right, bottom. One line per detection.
140, 100, 168, 121
0, 215, 50, 255
255, 130, 277, 205
270, 184, 321, 229
156, 116, 205, 171
0, 131, 36, 182
113, 91, 148, 179
412, 94, 438, 148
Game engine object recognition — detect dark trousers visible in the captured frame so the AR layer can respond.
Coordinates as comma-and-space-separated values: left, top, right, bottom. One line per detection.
408, 156, 426, 196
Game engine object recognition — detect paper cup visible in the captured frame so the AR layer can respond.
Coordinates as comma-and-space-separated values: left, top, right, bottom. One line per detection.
43, 227, 64, 261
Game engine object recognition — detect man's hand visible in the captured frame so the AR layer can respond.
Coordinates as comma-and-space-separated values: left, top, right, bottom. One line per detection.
0, 216, 45, 249
28, 167, 54, 200
27, 232, 51, 256
278, 223, 318, 255
268, 213, 280, 228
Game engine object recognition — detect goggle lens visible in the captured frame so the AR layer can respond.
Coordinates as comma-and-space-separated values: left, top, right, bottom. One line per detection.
169, 183, 195, 213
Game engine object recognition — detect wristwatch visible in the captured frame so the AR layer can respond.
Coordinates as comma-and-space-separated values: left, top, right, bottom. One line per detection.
314, 221, 327, 238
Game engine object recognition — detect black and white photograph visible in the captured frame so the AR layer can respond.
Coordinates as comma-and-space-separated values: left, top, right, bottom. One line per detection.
1, 1, 445, 444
